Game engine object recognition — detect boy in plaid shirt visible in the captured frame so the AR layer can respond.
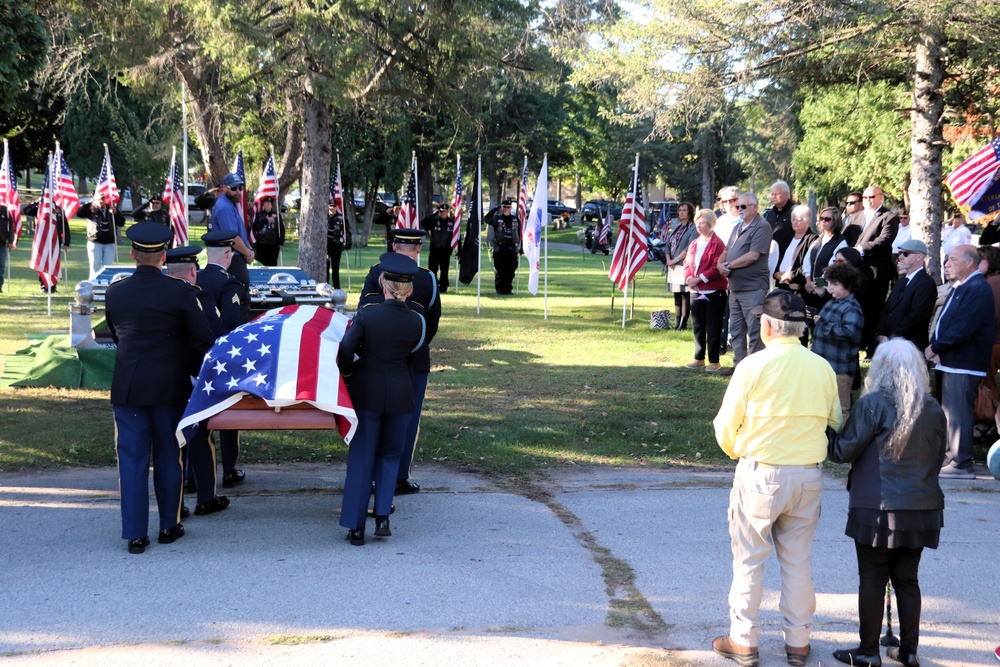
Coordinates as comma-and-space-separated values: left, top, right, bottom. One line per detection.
811, 262, 864, 422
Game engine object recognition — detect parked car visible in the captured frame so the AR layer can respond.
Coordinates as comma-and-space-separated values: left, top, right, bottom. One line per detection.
283, 189, 301, 211
581, 199, 623, 222
649, 200, 680, 233
185, 184, 208, 225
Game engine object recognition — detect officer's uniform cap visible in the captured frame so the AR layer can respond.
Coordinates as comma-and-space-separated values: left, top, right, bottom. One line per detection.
165, 245, 201, 264
390, 228, 427, 246
379, 252, 418, 283
126, 222, 172, 253
201, 229, 238, 247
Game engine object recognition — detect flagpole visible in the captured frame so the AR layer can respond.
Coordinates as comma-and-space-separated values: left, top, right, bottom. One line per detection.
543, 222, 548, 320
269, 145, 283, 267
621, 155, 640, 328
102, 143, 119, 264
476, 155, 482, 315
339, 153, 350, 290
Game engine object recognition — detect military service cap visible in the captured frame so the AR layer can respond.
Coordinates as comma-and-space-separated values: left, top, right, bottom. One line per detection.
390, 228, 426, 246
126, 222, 172, 253
201, 230, 238, 247
165, 246, 202, 264
379, 252, 418, 283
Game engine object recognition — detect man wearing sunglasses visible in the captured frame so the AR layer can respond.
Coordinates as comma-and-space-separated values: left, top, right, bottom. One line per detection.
841, 191, 864, 247
210, 172, 255, 291
854, 186, 899, 357
876, 239, 937, 351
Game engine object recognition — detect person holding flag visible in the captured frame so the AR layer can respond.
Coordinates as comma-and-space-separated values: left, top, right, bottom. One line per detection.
0, 203, 11, 293
210, 172, 254, 292
0, 140, 21, 292
79, 190, 125, 280
251, 198, 284, 266
485, 200, 521, 295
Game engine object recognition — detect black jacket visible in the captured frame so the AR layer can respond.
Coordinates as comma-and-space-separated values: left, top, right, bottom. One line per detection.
0, 205, 11, 245
829, 392, 946, 512
854, 206, 899, 280
106, 265, 216, 406
197, 263, 248, 331
420, 212, 453, 250
876, 268, 937, 349
252, 209, 285, 246
23, 202, 71, 246
79, 202, 125, 244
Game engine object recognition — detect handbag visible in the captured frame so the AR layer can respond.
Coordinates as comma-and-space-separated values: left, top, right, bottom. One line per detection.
974, 382, 997, 423
650, 310, 672, 330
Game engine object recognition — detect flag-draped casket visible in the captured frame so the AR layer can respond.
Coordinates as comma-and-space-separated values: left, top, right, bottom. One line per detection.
176, 305, 357, 446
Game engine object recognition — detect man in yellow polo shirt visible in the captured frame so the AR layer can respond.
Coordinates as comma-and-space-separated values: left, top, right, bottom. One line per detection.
712, 290, 841, 667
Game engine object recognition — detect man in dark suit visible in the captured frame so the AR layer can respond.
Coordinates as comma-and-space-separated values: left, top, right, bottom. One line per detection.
841, 191, 864, 247
105, 222, 216, 554
854, 186, 899, 356
197, 230, 249, 489
876, 239, 937, 351
926, 244, 995, 479
359, 228, 441, 494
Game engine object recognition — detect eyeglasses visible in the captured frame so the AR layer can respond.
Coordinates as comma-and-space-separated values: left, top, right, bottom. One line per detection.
845, 200, 860, 205
819, 216, 834, 222
737, 204, 754, 210
898, 252, 913, 258
862, 195, 877, 200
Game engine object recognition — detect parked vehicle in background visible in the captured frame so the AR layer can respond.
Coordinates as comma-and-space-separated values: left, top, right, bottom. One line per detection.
581, 199, 623, 222
649, 200, 679, 234
185, 184, 208, 225
283, 189, 301, 211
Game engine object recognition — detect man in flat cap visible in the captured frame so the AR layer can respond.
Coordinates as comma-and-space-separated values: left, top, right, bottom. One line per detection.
484, 200, 520, 295
876, 238, 938, 351
421, 203, 455, 293
360, 227, 441, 496
104, 222, 216, 554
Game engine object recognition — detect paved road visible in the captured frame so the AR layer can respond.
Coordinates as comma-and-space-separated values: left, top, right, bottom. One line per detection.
1, 464, 997, 665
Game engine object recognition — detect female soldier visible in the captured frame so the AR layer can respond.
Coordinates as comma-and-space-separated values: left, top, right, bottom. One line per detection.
337, 253, 426, 546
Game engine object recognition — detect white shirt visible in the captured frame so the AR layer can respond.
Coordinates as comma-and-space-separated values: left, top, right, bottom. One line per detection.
942, 224, 972, 258
694, 237, 715, 294
891, 225, 912, 253
778, 237, 803, 273
715, 213, 740, 250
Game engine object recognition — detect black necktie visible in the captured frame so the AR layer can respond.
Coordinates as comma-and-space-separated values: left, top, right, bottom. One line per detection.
897, 276, 909, 290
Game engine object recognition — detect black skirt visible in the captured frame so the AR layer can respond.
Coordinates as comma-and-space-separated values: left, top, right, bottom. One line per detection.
846, 507, 944, 550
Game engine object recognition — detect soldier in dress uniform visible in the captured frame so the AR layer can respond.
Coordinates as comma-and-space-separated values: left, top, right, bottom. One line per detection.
105, 222, 216, 554
338, 253, 426, 546
420, 203, 454, 293
360, 230, 441, 495
326, 203, 352, 289
197, 229, 249, 489
484, 200, 520, 295
164, 245, 231, 517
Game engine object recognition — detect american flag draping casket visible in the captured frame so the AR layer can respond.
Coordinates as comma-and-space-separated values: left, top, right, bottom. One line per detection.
175, 305, 357, 446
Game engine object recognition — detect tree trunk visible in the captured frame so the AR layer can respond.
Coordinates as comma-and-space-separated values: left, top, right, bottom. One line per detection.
298, 94, 332, 281
276, 89, 303, 194
908, 28, 946, 283
175, 57, 229, 184
700, 146, 713, 209
575, 172, 582, 211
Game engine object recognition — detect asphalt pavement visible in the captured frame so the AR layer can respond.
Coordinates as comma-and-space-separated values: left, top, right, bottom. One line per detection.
1, 462, 997, 666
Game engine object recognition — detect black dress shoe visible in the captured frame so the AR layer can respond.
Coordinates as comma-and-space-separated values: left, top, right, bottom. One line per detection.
184, 478, 197, 493
347, 529, 365, 546
158, 524, 185, 544
886, 648, 919, 667
222, 469, 246, 488
374, 516, 391, 537
194, 495, 230, 516
395, 479, 420, 495
833, 648, 882, 666
181, 505, 190, 518
128, 536, 149, 554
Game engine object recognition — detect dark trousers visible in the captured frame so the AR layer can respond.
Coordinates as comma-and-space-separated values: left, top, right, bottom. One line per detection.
218, 429, 240, 473
188, 425, 218, 504
399, 371, 428, 481
720, 294, 730, 356
113, 404, 185, 539
673, 292, 691, 329
327, 246, 344, 289
428, 246, 452, 293
691, 290, 726, 363
859, 275, 890, 355
340, 409, 410, 530
255, 243, 280, 267
940, 371, 980, 470
494, 250, 518, 294
855, 542, 923, 656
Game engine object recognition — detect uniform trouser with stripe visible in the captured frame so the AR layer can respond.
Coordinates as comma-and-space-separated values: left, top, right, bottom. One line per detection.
340, 410, 411, 530
113, 404, 185, 540
188, 424, 219, 505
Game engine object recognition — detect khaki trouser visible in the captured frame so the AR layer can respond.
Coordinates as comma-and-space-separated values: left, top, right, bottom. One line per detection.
727, 457, 823, 648
837, 373, 854, 425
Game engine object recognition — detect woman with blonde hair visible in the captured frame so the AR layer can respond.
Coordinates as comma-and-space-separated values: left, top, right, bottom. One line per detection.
829, 339, 946, 667
682, 208, 728, 371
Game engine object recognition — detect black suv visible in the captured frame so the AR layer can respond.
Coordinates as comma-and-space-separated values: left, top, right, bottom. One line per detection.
581, 199, 623, 222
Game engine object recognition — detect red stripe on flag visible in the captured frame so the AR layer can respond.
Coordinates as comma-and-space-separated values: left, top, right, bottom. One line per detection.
295, 306, 334, 400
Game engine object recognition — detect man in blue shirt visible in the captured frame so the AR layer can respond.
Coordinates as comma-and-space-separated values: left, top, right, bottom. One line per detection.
211, 172, 255, 289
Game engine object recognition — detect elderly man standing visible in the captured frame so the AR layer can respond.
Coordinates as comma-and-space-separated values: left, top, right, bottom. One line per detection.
712, 290, 841, 667
926, 244, 995, 479
763, 180, 796, 250
718, 193, 772, 372
876, 239, 937, 351
854, 186, 899, 357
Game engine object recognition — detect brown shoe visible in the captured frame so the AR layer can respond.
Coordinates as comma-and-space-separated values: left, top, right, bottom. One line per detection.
685, 360, 705, 368
713, 635, 759, 666
786, 643, 810, 666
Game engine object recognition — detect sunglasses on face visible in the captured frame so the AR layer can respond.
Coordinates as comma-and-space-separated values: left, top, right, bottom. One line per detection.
819, 216, 834, 222
862, 195, 877, 200
737, 204, 754, 210
898, 252, 913, 258
845, 200, 860, 205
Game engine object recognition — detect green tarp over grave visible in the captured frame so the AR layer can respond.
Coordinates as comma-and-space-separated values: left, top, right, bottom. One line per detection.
0, 335, 115, 390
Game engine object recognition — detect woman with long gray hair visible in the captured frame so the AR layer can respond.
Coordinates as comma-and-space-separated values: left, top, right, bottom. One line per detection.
829, 339, 946, 667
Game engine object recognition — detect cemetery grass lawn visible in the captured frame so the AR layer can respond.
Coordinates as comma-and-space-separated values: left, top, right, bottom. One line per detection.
0, 220, 734, 474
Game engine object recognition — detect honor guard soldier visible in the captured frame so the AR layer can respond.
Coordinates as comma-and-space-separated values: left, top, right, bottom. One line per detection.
360, 230, 441, 495
484, 200, 520, 295
327, 203, 352, 289
339, 252, 426, 545
164, 245, 231, 517
420, 203, 454, 293
105, 222, 216, 554
197, 229, 249, 488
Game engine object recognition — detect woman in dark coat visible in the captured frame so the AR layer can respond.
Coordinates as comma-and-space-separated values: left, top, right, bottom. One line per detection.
829, 339, 947, 667
337, 253, 426, 546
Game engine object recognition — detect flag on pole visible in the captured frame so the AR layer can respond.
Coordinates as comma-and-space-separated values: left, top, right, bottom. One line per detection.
231, 149, 249, 237
396, 161, 418, 229
523, 156, 548, 295
458, 159, 481, 285
0, 140, 21, 246
330, 159, 345, 217
450, 156, 463, 250
657, 200, 667, 235
175, 305, 358, 447
608, 160, 648, 292
517, 157, 529, 239
94, 144, 120, 206
599, 205, 611, 246
29, 157, 60, 290
251, 153, 280, 220
945, 137, 1000, 220
165, 150, 188, 246
53, 145, 80, 220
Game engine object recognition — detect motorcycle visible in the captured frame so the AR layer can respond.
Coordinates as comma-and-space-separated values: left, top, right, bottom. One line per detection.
647, 235, 667, 264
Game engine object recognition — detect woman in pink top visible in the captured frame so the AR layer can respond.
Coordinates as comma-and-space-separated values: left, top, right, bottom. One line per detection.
683, 209, 729, 371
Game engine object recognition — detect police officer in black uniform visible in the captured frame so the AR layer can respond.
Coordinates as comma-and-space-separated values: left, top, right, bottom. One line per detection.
164, 245, 232, 517
327, 203, 352, 289
484, 200, 520, 295
132, 194, 171, 228
105, 222, 216, 554
420, 204, 454, 293
339, 253, 426, 546
360, 230, 441, 495
197, 229, 249, 489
